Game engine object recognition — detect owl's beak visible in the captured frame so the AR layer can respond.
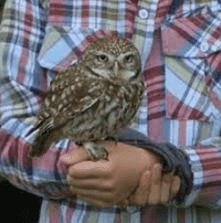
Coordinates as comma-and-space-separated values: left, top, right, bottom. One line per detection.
113, 60, 119, 76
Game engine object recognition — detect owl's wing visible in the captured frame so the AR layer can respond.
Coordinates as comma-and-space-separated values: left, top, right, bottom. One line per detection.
29, 77, 105, 157
38, 97, 100, 135
40, 77, 105, 133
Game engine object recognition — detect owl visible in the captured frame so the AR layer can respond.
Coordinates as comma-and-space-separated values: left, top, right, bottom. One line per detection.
28, 36, 145, 160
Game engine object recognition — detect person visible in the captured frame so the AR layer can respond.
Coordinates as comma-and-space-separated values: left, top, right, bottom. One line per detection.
0, 0, 221, 222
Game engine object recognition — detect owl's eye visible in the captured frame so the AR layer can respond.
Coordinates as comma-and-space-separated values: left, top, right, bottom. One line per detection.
124, 54, 134, 63
97, 54, 108, 62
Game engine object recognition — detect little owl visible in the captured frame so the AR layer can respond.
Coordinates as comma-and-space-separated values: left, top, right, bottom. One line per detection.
28, 36, 145, 160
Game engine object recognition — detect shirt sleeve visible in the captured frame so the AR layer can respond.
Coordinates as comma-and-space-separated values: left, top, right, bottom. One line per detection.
0, 0, 70, 200
158, 0, 221, 209
176, 48, 221, 208
178, 141, 221, 209
176, 35, 221, 208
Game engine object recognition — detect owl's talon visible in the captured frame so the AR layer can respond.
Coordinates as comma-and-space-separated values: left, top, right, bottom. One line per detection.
103, 149, 109, 161
105, 136, 118, 145
83, 142, 108, 161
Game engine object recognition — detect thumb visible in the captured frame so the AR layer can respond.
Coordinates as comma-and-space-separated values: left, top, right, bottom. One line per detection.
60, 147, 89, 166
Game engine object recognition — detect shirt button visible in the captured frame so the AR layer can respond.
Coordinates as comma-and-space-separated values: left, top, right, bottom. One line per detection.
139, 9, 149, 19
200, 42, 210, 52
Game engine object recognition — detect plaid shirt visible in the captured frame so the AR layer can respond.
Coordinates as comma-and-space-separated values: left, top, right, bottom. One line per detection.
0, 0, 221, 222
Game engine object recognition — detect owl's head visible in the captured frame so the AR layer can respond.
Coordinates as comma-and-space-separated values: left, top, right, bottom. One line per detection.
79, 36, 142, 85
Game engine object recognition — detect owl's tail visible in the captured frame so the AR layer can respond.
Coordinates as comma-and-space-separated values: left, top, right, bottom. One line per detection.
29, 129, 59, 157
26, 117, 62, 157
29, 134, 49, 157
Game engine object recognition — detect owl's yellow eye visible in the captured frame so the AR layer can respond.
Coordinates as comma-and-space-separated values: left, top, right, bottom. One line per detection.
97, 54, 108, 62
124, 54, 134, 63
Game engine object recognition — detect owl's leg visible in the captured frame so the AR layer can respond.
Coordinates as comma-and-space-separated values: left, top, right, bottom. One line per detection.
105, 136, 118, 145
75, 141, 83, 147
82, 142, 108, 161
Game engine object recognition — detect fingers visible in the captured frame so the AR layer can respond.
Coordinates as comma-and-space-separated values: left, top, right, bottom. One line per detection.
170, 175, 181, 199
117, 199, 129, 207
128, 170, 151, 206
161, 172, 174, 204
127, 164, 181, 207
69, 181, 127, 208
60, 147, 89, 166
147, 164, 162, 205
148, 165, 181, 205
67, 160, 111, 179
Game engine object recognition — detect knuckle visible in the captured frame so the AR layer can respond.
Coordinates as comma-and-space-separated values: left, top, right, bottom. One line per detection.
136, 199, 146, 206
107, 167, 115, 176
95, 201, 112, 207
152, 174, 161, 184
161, 197, 169, 204
106, 192, 115, 201
101, 198, 116, 207
103, 181, 115, 191
148, 194, 161, 205
163, 174, 173, 183
152, 177, 161, 185
130, 194, 146, 206
171, 177, 181, 194
174, 176, 181, 188
117, 199, 129, 207
66, 175, 72, 184
102, 192, 117, 204
148, 200, 158, 205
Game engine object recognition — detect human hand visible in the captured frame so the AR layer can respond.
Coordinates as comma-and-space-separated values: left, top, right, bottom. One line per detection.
123, 164, 181, 207
61, 142, 180, 207
61, 141, 162, 207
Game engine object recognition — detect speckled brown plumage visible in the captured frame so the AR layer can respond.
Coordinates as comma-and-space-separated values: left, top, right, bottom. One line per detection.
28, 36, 145, 160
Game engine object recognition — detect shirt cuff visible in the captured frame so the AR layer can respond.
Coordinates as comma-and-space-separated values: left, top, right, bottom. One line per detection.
180, 141, 221, 208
